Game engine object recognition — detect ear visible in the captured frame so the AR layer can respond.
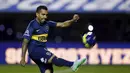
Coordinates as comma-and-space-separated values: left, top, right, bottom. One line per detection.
36, 13, 39, 17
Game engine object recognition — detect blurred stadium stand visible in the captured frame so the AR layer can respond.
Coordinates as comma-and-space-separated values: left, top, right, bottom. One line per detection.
1, 0, 130, 42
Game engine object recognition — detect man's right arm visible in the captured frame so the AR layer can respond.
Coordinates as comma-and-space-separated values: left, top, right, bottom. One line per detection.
20, 21, 34, 66
20, 38, 29, 66
21, 38, 29, 60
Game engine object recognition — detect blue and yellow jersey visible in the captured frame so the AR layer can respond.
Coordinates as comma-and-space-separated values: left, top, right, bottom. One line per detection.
23, 19, 56, 46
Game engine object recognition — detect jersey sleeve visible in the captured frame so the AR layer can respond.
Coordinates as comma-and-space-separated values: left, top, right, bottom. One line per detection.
23, 22, 34, 41
48, 21, 57, 27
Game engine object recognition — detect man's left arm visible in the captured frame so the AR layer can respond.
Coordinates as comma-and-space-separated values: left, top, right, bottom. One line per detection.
56, 14, 79, 27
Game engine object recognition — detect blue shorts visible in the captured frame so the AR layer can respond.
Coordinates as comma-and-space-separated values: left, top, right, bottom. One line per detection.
28, 43, 54, 73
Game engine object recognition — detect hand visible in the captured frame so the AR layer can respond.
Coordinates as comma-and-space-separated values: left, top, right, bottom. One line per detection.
20, 58, 26, 67
72, 14, 79, 22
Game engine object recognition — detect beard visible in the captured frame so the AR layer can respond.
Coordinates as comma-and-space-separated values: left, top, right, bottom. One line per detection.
40, 19, 46, 23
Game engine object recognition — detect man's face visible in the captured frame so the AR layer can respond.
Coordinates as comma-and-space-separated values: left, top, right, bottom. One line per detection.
36, 9, 48, 23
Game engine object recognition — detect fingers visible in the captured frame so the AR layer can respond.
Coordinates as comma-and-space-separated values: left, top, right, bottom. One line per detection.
74, 14, 79, 18
73, 14, 79, 22
20, 60, 26, 67
21, 64, 24, 67
21, 62, 25, 67
21, 64, 25, 67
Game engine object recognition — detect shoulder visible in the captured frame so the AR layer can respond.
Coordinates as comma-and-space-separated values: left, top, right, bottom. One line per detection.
29, 19, 35, 25
46, 20, 57, 26
28, 19, 37, 27
47, 20, 56, 24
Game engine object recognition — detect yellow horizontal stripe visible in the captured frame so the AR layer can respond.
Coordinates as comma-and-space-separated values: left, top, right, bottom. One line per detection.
32, 34, 48, 37
31, 34, 48, 42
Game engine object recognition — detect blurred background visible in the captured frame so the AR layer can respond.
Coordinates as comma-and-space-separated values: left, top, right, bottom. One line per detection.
1, 0, 130, 73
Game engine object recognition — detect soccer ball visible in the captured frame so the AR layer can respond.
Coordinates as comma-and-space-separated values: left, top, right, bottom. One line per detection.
82, 32, 96, 48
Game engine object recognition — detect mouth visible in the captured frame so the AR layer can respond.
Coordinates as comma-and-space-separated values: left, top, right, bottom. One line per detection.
41, 19, 45, 23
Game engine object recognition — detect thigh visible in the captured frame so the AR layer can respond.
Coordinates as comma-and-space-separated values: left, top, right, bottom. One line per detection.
29, 46, 54, 64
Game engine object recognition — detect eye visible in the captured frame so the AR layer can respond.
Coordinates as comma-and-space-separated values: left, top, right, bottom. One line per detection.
42, 14, 45, 16
42, 14, 48, 16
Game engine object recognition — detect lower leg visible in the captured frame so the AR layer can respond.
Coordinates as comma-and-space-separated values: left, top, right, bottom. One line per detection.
51, 56, 73, 67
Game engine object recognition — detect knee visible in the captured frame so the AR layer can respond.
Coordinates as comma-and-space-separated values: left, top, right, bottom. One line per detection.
45, 69, 51, 73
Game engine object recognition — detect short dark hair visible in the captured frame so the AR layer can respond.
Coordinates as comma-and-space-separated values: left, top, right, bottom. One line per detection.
36, 5, 48, 12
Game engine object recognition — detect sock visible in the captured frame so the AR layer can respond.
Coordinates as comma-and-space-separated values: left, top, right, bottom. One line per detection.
52, 56, 73, 67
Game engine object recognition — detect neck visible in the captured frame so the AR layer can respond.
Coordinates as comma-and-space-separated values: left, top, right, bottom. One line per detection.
36, 18, 41, 24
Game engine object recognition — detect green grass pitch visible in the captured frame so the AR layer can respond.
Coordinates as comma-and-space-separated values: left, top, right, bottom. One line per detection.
0, 65, 129, 73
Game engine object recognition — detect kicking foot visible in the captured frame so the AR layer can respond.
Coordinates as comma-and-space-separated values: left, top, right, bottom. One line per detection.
71, 58, 86, 72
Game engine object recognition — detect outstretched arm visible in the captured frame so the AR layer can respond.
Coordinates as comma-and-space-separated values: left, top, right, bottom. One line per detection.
56, 14, 79, 27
